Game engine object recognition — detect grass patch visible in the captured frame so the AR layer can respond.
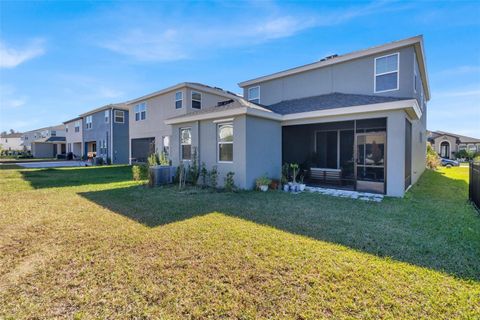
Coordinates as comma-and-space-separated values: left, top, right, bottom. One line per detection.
0, 166, 479, 318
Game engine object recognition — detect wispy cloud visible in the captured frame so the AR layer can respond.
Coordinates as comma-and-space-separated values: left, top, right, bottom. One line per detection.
434, 65, 480, 76
434, 89, 480, 98
0, 85, 27, 109
97, 2, 404, 62
0, 39, 45, 68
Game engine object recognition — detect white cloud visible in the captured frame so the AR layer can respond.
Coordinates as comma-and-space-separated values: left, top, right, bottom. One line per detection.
434, 89, 480, 98
97, 2, 401, 62
0, 39, 45, 68
0, 85, 27, 109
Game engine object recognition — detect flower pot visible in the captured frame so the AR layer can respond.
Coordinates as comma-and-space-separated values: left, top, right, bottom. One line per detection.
283, 184, 290, 192
299, 184, 306, 192
260, 185, 269, 192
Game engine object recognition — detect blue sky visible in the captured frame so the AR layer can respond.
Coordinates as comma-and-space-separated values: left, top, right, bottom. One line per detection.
0, 0, 479, 137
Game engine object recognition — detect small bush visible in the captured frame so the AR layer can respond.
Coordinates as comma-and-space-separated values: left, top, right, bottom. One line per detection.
132, 164, 149, 181
200, 162, 208, 187
256, 175, 272, 188
147, 153, 159, 166
209, 166, 218, 189
159, 151, 170, 166
426, 143, 440, 169
224, 172, 235, 192
188, 148, 199, 186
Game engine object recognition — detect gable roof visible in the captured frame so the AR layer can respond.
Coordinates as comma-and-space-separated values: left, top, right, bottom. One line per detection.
430, 130, 480, 143
265, 93, 410, 115
63, 116, 83, 124
126, 82, 240, 105
165, 96, 281, 124
0, 132, 22, 138
79, 103, 128, 117
238, 35, 430, 101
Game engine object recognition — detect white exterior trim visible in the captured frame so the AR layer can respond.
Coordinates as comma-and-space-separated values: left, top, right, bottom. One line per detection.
439, 140, 451, 158
247, 86, 260, 103
374, 52, 400, 93
217, 122, 234, 164
166, 99, 421, 126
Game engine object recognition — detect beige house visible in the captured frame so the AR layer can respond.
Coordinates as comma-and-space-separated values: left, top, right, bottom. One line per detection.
0, 132, 23, 151
428, 130, 480, 158
63, 117, 83, 158
126, 82, 240, 162
22, 125, 67, 158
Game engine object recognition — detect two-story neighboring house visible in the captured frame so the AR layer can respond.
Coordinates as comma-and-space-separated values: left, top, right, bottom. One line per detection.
166, 35, 430, 197
80, 104, 129, 164
0, 132, 23, 151
127, 82, 240, 163
22, 125, 67, 157
63, 117, 83, 158
428, 130, 480, 158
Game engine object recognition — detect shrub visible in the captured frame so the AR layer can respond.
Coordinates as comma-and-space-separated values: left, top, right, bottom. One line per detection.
256, 175, 272, 188
224, 172, 235, 192
281, 163, 289, 185
188, 148, 199, 185
159, 151, 170, 166
200, 162, 208, 187
106, 157, 111, 165
290, 163, 299, 183
132, 164, 149, 181
147, 153, 159, 166
426, 143, 440, 169
209, 166, 218, 189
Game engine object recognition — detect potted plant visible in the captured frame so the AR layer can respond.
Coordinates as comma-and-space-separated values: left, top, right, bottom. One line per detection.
299, 173, 306, 191
256, 175, 272, 192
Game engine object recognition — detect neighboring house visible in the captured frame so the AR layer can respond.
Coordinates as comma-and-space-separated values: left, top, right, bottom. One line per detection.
0, 132, 23, 151
166, 35, 429, 197
127, 82, 240, 163
80, 103, 129, 164
22, 125, 66, 157
63, 117, 84, 158
428, 130, 480, 158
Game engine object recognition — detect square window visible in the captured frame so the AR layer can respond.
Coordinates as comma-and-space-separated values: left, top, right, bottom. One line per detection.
114, 110, 125, 123
375, 53, 399, 93
248, 86, 260, 104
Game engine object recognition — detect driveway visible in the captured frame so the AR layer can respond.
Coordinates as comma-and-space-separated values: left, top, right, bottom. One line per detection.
14, 161, 87, 168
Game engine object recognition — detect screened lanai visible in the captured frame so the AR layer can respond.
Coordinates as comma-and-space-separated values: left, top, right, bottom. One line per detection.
282, 118, 387, 194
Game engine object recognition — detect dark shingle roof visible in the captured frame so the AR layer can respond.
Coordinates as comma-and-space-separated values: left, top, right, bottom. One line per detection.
46, 137, 66, 142
265, 92, 410, 115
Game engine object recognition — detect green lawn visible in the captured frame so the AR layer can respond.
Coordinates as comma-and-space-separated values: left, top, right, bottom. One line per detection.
0, 165, 479, 318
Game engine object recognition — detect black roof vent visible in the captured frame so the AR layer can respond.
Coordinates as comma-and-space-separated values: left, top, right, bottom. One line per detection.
320, 54, 338, 62
217, 99, 234, 107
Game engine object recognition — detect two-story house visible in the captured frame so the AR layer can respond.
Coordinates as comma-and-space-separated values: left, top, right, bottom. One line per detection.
127, 82, 240, 163
21, 125, 67, 158
63, 117, 84, 158
80, 104, 129, 164
165, 35, 430, 197
0, 132, 23, 152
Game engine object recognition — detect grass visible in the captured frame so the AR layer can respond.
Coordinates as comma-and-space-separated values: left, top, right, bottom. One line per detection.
0, 165, 479, 319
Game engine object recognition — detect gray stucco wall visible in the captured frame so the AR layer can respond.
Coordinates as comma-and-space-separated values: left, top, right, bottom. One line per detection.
245, 116, 282, 189
243, 46, 419, 106
112, 109, 129, 164
83, 108, 129, 164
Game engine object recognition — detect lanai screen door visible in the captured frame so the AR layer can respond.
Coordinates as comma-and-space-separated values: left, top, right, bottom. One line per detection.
356, 132, 386, 193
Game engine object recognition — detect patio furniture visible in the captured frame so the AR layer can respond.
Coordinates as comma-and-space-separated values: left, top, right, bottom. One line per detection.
310, 168, 342, 185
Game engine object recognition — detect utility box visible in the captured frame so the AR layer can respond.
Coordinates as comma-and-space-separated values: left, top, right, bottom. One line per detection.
149, 165, 176, 186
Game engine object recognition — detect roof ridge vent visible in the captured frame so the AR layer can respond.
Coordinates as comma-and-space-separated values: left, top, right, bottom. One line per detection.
320, 54, 338, 62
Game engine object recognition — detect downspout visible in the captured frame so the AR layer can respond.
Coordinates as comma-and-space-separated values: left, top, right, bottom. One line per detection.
110, 108, 114, 163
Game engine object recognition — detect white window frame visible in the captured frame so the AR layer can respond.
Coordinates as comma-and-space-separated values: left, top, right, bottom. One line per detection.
162, 135, 170, 155
65, 124, 69, 133
374, 52, 400, 93
86, 116, 92, 129
180, 127, 192, 161
105, 110, 110, 123
175, 91, 183, 109
134, 102, 147, 121
75, 120, 80, 132
248, 86, 260, 103
191, 91, 202, 109
467, 144, 477, 152
114, 110, 125, 123
217, 122, 233, 163
458, 144, 467, 151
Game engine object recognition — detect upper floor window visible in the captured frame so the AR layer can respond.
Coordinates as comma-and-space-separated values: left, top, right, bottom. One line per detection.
65, 124, 69, 133
114, 110, 125, 123
51, 130, 56, 137
374, 53, 399, 93
248, 86, 260, 104
180, 128, 192, 160
134, 102, 147, 121
218, 123, 233, 162
191, 91, 201, 109
75, 121, 80, 132
175, 92, 183, 109
105, 110, 110, 123
86, 115, 93, 129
